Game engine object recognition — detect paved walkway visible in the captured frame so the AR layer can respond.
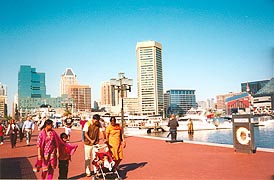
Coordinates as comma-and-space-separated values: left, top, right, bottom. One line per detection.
0, 128, 273, 179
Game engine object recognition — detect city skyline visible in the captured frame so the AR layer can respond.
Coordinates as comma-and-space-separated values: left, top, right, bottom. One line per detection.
0, 1, 273, 114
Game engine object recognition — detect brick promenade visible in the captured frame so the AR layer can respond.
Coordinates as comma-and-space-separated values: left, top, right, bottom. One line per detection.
0, 127, 273, 179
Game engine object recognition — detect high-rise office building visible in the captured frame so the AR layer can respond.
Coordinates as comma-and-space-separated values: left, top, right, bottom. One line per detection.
67, 85, 91, 112
136, 41, 164, 115
18, 65, 47, 98
164, 89, 197, 116
0, 83, 7, 116
0, 96, 7, 117
101, 81, 127, 107
101, 81, 115, 106
60, 68, 78, 96
0, 83, 7, 96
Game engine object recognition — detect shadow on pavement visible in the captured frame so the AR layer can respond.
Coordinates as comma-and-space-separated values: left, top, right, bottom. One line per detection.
0, 157, 36, 179
69, 173, 87, 179
119, 162, 148, 179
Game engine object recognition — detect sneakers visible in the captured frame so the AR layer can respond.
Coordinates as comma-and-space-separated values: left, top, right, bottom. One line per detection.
86, 174, 91, 177
0, 142, 3, 145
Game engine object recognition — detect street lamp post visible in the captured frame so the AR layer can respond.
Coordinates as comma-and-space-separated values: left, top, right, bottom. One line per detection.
110, 72, 133, 133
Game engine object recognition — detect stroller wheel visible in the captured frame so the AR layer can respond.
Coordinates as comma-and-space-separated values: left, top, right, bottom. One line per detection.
92, 175, 99, 180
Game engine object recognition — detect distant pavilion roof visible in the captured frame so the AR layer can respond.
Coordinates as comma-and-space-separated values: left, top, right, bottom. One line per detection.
255, 78, 274, 96
225, 92, 249, 102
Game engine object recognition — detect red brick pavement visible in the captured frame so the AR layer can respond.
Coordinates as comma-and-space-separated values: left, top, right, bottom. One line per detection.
0, 128, 273, 180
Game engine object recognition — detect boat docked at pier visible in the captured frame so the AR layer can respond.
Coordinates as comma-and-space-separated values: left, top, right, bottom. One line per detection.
252, 115, 274, 126
161, 107, 217, 131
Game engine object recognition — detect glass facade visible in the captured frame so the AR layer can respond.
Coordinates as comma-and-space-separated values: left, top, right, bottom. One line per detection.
241, 79, 270, 95
18, 65, 46, 98
164, 89, 197, 116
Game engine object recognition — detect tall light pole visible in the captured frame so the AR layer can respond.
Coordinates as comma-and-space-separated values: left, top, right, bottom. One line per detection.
110, 72, 133, 132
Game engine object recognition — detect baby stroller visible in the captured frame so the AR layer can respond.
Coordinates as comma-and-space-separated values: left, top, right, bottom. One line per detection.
92, 144, 122, 180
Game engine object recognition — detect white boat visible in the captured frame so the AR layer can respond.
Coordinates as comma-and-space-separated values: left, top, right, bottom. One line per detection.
253, 116, 274, 126
215, 116, 233, 129
125, 115, 164, 134
161, 107, 216, 131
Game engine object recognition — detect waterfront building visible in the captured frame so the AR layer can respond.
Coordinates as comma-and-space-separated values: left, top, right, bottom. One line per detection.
67, 84, 91, 112
60, 68, 78, 96
18, 65, 50, 116
164, 89, 197, 117
136, 40, 164, 116
241, 79, 270, 95
225, 92, 251, 115
18, 65, 48, 98
18, 65, 73, 117
216, 92, 243, 112
253, 78, 274, 115
123, 97, 139, 115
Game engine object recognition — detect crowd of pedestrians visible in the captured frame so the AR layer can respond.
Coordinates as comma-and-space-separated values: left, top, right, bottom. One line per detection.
0, 113, 126, 179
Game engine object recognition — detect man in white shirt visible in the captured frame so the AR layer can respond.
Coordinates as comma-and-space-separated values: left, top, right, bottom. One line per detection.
64, 114, 74, 140
22, 115, 35, 146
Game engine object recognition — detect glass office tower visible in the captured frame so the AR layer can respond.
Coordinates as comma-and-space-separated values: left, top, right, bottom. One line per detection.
164, 89, 197, 116
18, 65, 47, 98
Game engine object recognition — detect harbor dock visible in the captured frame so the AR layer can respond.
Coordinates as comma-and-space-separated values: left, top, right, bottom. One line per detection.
0, 128, 273, 179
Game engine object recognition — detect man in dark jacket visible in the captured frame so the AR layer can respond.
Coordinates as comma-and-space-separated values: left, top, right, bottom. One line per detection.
167, 114, 179, 141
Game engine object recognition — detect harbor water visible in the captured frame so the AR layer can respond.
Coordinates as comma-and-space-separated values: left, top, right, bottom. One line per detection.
140, 123, 274, 149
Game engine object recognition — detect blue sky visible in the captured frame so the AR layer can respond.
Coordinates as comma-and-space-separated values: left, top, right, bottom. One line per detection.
0, 0, 273, 112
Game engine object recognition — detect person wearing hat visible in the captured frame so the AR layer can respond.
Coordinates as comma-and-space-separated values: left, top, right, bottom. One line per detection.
83, 114, 103, 177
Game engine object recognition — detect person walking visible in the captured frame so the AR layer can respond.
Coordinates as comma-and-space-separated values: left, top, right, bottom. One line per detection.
22, 115, 35, 146
79, 116, 87, 142
83, 114, 103, 177
64, 114, 74, 141
5, 119, 19, 148
58, 132, 78, 179
17, 118, 24, 142
106, 116, 126, 170
35, 119, 60, 180
0, 119, 5, 145
167, 114, 179, 141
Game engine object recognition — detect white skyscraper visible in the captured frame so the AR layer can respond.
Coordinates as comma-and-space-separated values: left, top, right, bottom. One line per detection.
136, 41, 164, 115
60, 68, 78, 96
